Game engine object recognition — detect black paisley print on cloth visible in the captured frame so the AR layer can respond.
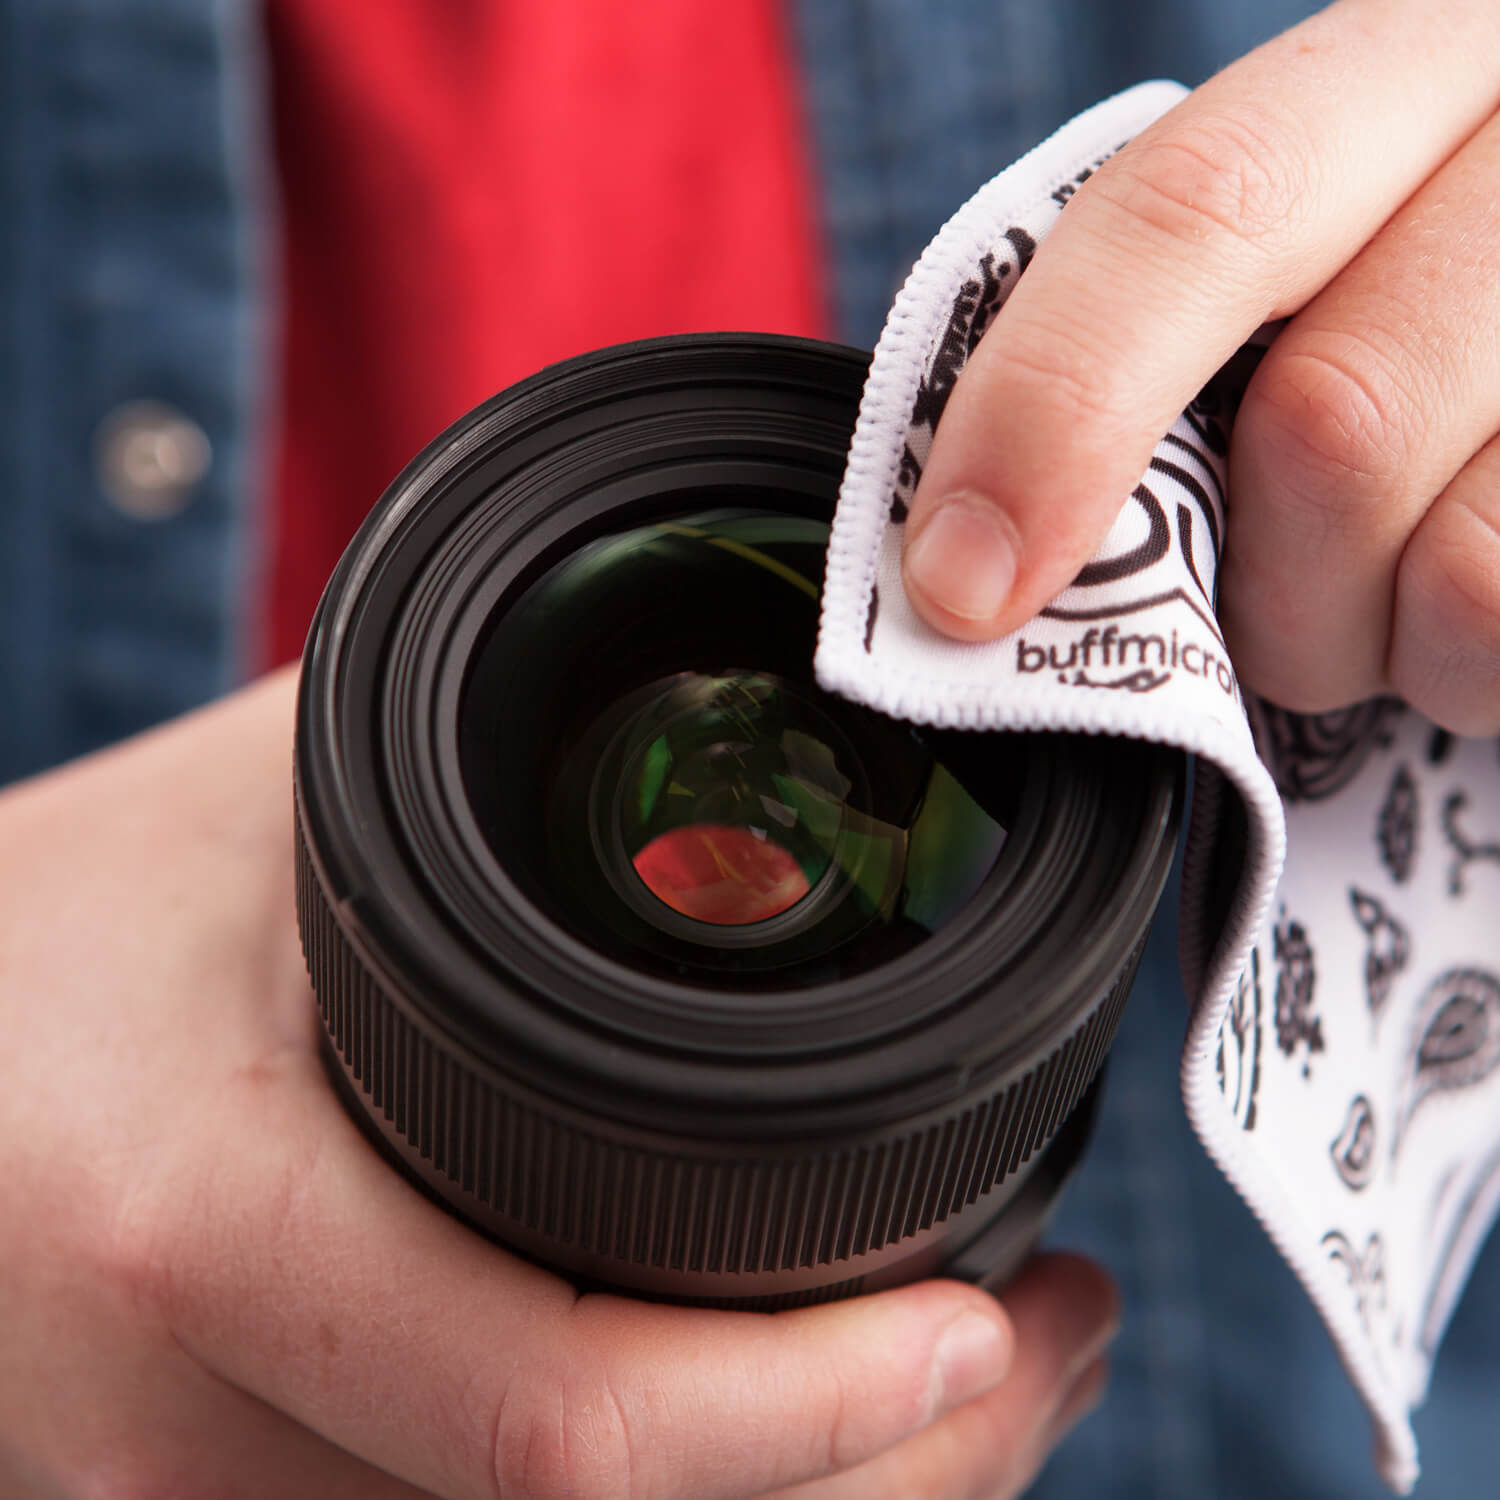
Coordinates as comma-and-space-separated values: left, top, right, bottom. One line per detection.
1273, 910, 1324, 1069
1349, 887, 1410, 1029
1376, 762, 1419, 884
1261, 700, 1404, 803
1323, 1229, 1387, 1340
1394, 969, 1500, 1153
1442, 790, 1500, 897
891, 229, 1036, 524
1218, 947, 1263, 1131
1330, 1094, 1377, 1191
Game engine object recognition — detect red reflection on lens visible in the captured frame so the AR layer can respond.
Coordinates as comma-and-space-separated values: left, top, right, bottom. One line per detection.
632, 824, 811, 925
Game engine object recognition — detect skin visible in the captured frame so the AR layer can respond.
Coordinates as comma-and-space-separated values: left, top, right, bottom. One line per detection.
0, 670, 1115, 1500
904, 0, 1500, 736
8, 3, 1498, 1493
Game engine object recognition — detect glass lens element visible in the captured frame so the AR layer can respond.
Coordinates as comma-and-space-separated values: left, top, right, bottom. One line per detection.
614, 673, 837, 925
458, 507, 1019, 985
591, 669, 904, 934
633, 826, 811, 924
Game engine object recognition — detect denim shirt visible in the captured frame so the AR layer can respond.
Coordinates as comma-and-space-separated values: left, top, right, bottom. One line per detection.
0, 0, 267, 783
3, 2, 1495, 1495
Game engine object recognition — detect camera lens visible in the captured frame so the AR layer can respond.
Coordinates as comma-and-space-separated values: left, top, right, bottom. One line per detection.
294, 335, 1183, 1308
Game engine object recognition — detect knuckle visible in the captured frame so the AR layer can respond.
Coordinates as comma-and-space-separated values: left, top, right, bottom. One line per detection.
491, 1357, 642, 1500
1239, 339, 1418, 525
1406, 493, 1500, 645
1394, 495, 1500, 728
1426, 534, 1500, 651
80, 1191, 178, 1332
821, 1347, 933, 1475
998, 314, 1121, 426
821, 1362, 861, 1472
992, 317, 1140, 490
1097, 110, 1307, 255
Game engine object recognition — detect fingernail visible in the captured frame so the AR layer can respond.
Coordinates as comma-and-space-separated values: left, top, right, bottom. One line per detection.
1047, 1353, 1111, 1446
929, 1310, 1013, 1416
904, 493, 1017, 622
1079, 1302, 1121, 1375
1039, 1256, 1120, 1379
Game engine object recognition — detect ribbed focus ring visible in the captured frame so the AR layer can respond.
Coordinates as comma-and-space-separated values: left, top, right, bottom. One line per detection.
296, 807, 1141, 1280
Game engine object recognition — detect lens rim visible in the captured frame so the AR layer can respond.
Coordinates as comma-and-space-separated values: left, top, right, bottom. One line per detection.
295, 334, 1183, 1143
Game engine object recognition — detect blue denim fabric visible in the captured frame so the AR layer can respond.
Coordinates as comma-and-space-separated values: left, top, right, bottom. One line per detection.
0, 0, 266, 784
2, 2, 1495, 1494
790, 0, 1325, 351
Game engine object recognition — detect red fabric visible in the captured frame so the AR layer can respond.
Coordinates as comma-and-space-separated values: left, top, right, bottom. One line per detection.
264, 0, 828, 666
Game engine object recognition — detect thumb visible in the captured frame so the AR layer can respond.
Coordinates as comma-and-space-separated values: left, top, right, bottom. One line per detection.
158, 1076, 1018, 1500
509, 1278, 1017, 1499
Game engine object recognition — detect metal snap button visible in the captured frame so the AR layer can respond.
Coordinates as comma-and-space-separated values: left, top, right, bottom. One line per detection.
94, 400, 213, 521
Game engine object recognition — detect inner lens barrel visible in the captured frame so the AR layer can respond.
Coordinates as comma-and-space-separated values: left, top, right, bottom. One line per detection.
293, 335, 1183, 1308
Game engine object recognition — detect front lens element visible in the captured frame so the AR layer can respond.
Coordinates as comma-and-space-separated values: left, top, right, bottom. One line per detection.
460, 510, 1012, 980
585, 668, 925, 940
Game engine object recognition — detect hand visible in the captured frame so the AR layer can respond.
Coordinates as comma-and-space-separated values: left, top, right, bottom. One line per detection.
901, 0, 1500, 735
0, 669, 1116, 1500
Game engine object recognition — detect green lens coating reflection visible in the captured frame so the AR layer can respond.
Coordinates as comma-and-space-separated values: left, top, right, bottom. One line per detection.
462, 508, 1014, 981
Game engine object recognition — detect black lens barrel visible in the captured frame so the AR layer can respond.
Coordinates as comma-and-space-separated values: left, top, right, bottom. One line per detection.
294, 335, 1183, 1306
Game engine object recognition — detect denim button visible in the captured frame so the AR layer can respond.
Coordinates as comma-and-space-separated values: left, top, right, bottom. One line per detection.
94, 400, 213, 521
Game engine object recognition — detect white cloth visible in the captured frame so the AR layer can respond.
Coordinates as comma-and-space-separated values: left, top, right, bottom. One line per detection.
814, 80, 1500, 1494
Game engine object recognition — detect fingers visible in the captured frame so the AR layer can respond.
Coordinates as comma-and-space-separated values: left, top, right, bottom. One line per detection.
148, 1078, 1021, 1500
901, 0, 1500, 642
1389, 432, 1500, 734
766, 1255, 1119, 1500
969, 1355, 1111, 1500
1221, 109, 1500, 716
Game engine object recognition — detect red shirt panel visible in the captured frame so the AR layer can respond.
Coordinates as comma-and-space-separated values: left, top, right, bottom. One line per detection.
265, 0, 827, 665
